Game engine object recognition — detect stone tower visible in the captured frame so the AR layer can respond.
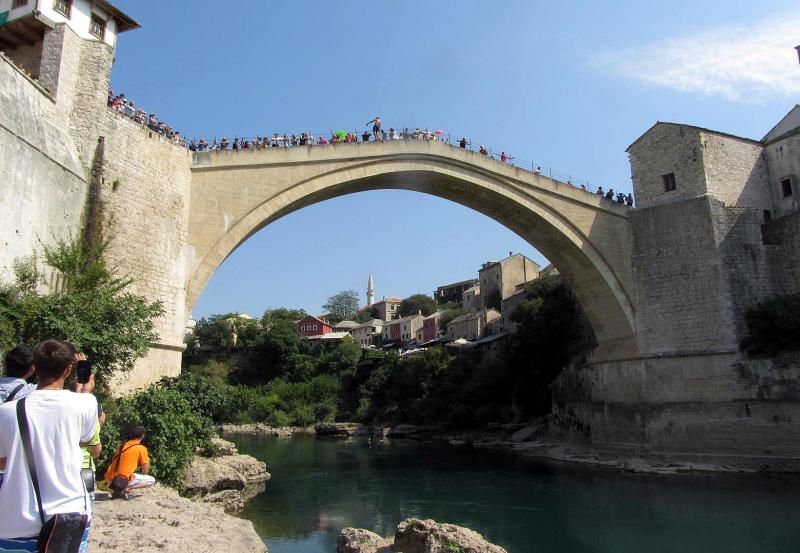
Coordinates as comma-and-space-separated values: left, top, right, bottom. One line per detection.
367, 272, 375, 307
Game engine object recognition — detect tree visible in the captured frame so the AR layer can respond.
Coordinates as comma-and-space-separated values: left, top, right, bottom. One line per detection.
399, 293, 438, 317
0, 239, 163, 389
322, 290, 359, 323
262, 307, 307, 330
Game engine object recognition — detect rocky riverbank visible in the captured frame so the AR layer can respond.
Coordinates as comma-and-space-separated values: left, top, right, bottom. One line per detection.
216, 423, 314, 436
312, 421, 777, 474
90, 437, 270, 552
337, 518, 507, 553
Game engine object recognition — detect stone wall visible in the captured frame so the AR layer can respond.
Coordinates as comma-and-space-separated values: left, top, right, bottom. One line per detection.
763, 210, 800, 296
5, 40, 44, 79
701, 132, 771, 211
763, 133, 800, 217
630, 197, 735, 354
628, 124, 706, 209
0, 51, 87, 283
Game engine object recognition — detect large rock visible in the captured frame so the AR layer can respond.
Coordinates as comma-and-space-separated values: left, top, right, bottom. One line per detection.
182, 456, 246, 497
337, 519, 506, 553
90, 484, 266, 553
208, 436, 238, 456
181, 453, 270, 513
337, 528, 393, 553
315, 422, 368, 436
218, 454, 271, 483
217, 423, 295, 436
394, 518, 507, 553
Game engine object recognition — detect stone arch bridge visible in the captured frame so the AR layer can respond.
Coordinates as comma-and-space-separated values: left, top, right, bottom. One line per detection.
187, 139, 634, 360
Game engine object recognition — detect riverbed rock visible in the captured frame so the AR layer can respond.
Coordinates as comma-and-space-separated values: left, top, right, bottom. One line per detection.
315, 422, 369, 436
387, 424, 426, 437
90, 484, 267, 553
394, 518, 507, 553
337, 519, 506, 553
181, 453, 270, 512
510, 419, 547, 443
216, 423, 298, 436
337, 528, 393, 553
208, 436, 239, 456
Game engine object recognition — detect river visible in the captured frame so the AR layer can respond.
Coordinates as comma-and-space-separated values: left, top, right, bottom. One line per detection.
230, 434, 800, 553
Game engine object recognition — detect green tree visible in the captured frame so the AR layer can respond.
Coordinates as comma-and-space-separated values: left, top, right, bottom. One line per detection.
741, 294, 800, 356
261, 307, 307, 330
399, 293, 438, 317
438, 308, 467, 329
322, 290, 359, 323
0, 239, 162, 389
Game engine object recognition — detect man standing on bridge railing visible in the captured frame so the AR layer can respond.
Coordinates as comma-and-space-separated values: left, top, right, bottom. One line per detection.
366, 116, 382, 141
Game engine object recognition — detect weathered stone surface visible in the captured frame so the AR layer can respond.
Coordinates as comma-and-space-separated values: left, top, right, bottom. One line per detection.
315, 422, 367, 436
218, 423, 296, 436
181, 453, 270, 513
511, 419, 547, 443
336, 519, 506, 553
218, 454, 271, 484
337, 528, 393, 553
394, 518, 507, 553
208, 436, 238, 456
89, 485, 266, 553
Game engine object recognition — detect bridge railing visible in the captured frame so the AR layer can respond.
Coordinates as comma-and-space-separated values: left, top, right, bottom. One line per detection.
189, 129, 630, 202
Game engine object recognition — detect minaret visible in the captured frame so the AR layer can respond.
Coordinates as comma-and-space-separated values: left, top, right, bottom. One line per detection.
367, 272, 375, 307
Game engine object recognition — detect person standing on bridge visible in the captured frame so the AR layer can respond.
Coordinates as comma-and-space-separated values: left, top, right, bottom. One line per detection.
366, 116, 382, 141
459, 137, 468, 148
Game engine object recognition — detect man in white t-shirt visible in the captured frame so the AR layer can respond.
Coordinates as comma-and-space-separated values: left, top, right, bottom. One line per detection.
0, 340, 97, 551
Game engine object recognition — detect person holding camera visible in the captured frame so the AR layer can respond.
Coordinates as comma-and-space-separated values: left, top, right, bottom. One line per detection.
104, 426, 155, 500
0, 340, 98, 553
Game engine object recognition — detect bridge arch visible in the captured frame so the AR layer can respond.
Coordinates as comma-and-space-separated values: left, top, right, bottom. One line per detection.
187, 141, 636, 359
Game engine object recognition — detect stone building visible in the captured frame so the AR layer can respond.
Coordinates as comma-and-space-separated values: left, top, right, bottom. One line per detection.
477, 253, 540, 309
371, 297, 402, 321
352, 319, 383, 348
433, 279, 478, 305
382, 314, 424, 345
446, 309, 501, 341
462, 285, 481, 312
500, 288, 527, 335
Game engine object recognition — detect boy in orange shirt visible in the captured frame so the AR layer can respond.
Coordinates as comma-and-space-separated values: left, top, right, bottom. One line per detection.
104, 426, 155, 499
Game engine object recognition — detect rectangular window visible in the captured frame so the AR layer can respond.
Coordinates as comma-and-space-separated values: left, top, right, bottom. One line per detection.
53, 0, 71, 17
662, 172, 676, 192
89, 13, 106, 39
781, 177, 793, 198
12, 0, 28, 9
312, 325, 317, 330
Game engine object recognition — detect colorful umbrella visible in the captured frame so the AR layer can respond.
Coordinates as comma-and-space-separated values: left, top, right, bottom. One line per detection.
335, 130, 347, 139
434, 130, 445, 135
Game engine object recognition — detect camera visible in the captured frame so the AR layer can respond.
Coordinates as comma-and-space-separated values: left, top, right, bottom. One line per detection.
76, 360, 92, 384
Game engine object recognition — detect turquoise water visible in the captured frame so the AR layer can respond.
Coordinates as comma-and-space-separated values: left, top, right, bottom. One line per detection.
231, 434, 800, 553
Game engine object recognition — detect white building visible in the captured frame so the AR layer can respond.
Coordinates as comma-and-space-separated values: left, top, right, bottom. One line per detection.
0, 0, 137, 81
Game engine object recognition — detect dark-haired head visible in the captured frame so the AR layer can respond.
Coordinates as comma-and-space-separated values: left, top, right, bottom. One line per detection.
33, 340, 76, 385
127, 426, 146, 440
4, 345, 34, 378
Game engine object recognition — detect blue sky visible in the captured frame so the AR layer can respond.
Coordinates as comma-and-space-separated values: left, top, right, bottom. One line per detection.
110, 1, 799, 319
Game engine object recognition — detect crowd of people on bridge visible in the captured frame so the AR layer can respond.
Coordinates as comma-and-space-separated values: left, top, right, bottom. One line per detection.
103, 99, 635, 207
108, 90, 186, 146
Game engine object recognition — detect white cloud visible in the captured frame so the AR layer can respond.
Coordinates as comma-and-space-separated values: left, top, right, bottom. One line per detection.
597, 15, 800, 103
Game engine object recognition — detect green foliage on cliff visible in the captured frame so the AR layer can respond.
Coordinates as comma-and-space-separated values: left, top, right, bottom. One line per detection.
742, 294, 800, 356
0, 239, 162, 389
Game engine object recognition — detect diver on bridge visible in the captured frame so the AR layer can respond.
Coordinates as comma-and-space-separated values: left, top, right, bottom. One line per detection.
366, 116, 382, 141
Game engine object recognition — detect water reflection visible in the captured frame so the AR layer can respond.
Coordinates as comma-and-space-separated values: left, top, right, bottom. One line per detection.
232, 434, 800, 553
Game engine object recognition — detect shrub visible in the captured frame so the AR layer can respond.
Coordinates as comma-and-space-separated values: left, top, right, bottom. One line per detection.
158, 372, 224, 420
102, 386, 212, 488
